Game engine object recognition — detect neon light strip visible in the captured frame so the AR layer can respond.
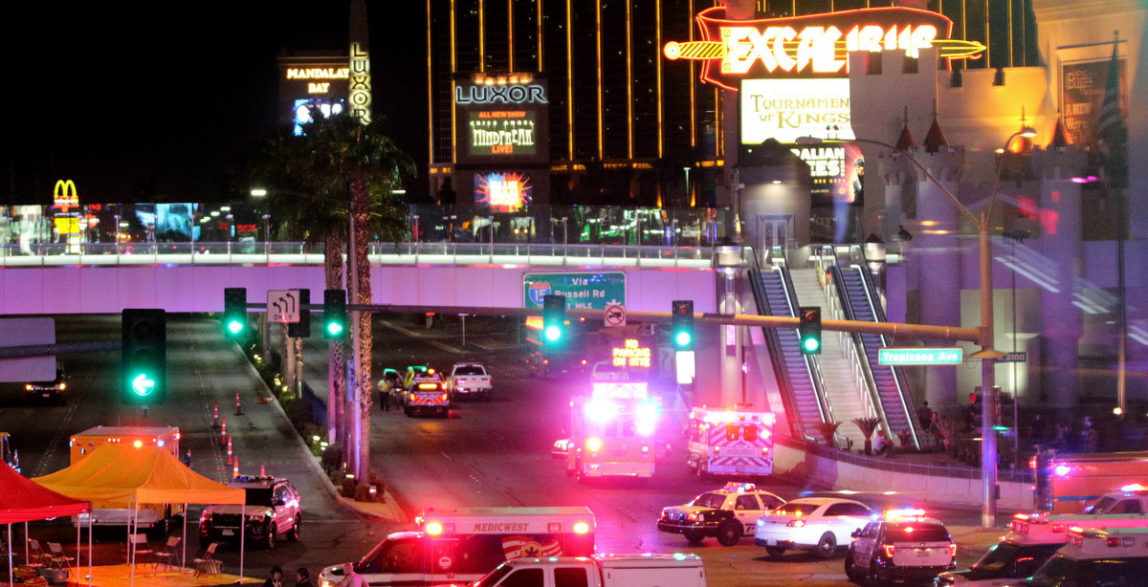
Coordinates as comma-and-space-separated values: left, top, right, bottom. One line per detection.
656, 0, 663, 158
626, 0, 634, 160
427, 0, 433, 164
596, 0, 604, 160
508, 0, 514, 72
566, 0, 574, 160
479, 0, 485, 72
537, 0, 543, 70
451, 0, 458, 164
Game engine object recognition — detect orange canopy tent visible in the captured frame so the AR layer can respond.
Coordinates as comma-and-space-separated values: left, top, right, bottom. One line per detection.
0, 460, 89, 585
34, 444, 247, 584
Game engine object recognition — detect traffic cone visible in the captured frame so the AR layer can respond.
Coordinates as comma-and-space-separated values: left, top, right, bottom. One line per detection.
220, 418, 227, 446
212, 403, 220, 428
235, 391, 243, 415
226, 436, 233, 465
233, 457, 239, 477
260, 464, 266, 476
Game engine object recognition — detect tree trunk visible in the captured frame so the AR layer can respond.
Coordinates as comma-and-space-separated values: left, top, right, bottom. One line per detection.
324, 233, 346, 448
349, 170, 373, 482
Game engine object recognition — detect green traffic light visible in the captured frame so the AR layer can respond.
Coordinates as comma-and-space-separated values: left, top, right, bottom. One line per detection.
326, 321, 345, 337
226, 319, 245, 335
802, 337, 821, 353
131, 372, 157, 396
544, 325, 562, 342
674, 330, 692, 348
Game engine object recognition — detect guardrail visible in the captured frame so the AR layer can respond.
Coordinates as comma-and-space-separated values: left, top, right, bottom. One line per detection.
0, 242, 717, 269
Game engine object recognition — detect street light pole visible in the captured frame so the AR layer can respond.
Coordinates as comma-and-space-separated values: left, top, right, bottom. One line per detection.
798, 127, 1034, 528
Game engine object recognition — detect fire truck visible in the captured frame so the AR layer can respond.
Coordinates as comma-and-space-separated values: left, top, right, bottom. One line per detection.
566, 381, 659, 480
685, 407, 775, 478
1031, 450, 1148, 513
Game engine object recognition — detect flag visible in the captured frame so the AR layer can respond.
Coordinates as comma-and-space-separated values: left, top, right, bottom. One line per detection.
1096, 35, 1127, 189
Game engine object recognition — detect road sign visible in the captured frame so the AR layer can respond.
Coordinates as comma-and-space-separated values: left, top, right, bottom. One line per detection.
604, 303, 626, 327
523, 272, 626, 310
267, 289, 303, 324
878, 347, 964, 366
997, 352, 1027, 363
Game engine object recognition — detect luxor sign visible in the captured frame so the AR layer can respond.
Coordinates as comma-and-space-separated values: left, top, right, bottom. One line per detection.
663, 6, 984, 90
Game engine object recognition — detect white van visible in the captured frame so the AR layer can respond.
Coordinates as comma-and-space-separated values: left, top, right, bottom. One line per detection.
472, 554, 706, 587
318, 507, 596, 587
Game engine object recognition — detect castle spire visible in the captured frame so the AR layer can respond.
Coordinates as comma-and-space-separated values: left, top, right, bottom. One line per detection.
895, 106, 917, 150
923, 100, 948, 153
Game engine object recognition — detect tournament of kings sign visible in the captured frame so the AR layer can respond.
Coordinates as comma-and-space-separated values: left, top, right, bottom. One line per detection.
663, 6, 984, 89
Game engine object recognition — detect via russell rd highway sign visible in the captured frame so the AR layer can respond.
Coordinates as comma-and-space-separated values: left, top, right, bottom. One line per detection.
523, 272, 626, 310
878, 347, 964, 366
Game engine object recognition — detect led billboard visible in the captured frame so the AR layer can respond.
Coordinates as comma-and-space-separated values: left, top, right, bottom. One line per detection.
475, 171, 533, 213
468, 110, 538, 157
740, 78, 854, 145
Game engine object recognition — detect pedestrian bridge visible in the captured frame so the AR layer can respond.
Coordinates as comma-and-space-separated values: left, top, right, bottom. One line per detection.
0, 242, 721, 315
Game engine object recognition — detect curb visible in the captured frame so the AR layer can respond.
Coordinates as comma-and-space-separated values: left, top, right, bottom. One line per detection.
239, 350, 407, 525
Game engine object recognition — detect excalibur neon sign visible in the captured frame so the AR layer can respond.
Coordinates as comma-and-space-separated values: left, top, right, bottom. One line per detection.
664, 6, 984, 90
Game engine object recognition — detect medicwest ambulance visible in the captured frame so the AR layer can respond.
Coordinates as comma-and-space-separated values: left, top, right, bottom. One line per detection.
1021, 527, 1148, 586
318, 506, 596, 587
935, 509, 1148, 586
566, 381, 659, 480
686, 406, 775, 478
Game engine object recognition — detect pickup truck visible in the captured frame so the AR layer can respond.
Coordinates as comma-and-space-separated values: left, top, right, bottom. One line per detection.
447, 362, 492, 401
471, 554, 706, 587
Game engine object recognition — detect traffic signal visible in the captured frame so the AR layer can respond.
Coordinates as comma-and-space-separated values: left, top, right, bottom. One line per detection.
542, 294, 567, 347
122, 308, 166, 403
671, 300, 694, 350
287, 289, 311, 338
798, 306, 822, 355
324, 289, 347, 339
223, 287, 247, 339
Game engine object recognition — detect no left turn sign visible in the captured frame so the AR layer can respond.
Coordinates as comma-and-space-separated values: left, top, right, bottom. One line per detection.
604, 303, 626, 327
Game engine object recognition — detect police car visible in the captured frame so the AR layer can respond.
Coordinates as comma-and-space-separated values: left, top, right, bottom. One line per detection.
1021, 527, 1148, 586
658, 482, 786, 546
936, 509, 1148, 586
845, 509, 956, 585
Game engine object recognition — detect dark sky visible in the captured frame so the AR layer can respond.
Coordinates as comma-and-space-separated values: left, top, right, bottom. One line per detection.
2, 1, 427, 205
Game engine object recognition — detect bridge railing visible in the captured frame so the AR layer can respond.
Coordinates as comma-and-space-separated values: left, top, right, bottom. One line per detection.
0, 241, 716, 268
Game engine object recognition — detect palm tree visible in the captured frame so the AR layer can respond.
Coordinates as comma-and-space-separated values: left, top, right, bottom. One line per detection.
250, 110, 414, 481
816, 420, 842, 449
852, 417, 881, 456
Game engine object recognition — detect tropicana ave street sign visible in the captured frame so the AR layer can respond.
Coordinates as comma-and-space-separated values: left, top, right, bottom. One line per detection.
878, 347, 964, 366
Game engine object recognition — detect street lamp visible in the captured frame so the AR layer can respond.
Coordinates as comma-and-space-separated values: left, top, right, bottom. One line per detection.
798, 124, 1036, 528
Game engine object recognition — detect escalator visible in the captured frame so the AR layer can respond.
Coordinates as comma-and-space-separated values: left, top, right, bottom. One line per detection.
749, 265, 831, 443
829, 264, 923, 450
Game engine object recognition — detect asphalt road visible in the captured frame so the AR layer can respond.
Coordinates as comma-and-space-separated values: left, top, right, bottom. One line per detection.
0, 314, 1004, 586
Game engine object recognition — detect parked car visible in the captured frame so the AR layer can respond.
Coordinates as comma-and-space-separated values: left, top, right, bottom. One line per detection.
753, 497, 873, 559
199, 475, 302, 549
26, 368, 67, 404
845, 509, 956, 584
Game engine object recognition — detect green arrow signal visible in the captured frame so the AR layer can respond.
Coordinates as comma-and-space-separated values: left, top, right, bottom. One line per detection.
131, 373, 156, 396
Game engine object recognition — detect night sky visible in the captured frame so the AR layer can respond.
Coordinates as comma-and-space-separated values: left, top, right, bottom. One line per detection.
2, 1, 428, 205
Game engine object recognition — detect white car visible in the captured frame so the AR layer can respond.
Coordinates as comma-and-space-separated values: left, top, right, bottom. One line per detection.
753, 497, 872, 559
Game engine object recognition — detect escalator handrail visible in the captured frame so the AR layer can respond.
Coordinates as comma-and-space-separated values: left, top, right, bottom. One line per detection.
827, 264, 898, 447
852, 262, 923, 449
747, 257, 817, 443
775, 265, 835, 427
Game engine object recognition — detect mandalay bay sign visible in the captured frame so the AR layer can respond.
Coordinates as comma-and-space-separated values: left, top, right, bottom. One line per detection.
663, 6, 984, 89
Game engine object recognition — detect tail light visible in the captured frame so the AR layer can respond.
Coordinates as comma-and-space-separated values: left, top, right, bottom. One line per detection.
440, 393, 448, 402
573, 521, 591, 534
786, 520, 805, 528
586, 437, 602, 452
948, 543, 958, 558
425, 521, 444, 536
883, 545, 896, 558
409, 393, 416, 402
761, 446, 769, 455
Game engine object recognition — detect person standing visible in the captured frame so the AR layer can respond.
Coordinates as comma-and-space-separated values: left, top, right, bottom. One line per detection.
294, 567, 314, 587
917, 401, 934, 431
263, 566, 284, 587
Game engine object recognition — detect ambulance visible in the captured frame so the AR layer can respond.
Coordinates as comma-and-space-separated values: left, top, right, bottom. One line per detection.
566, 381, 659, 480
69, 426, 182, 530
1031, 450, 1148, 513
935, 509, 1148, 586
317, 506, 596, 587
1022, 527, 1148, 586
685, 406, 775, 478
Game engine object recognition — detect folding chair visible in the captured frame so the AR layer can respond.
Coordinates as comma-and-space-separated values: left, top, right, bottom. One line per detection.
152, 536, 182, 571
26, 538, 49, 567
128, 533, 153, 566
193, 543, 221, 577
46, 542, 74, 569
